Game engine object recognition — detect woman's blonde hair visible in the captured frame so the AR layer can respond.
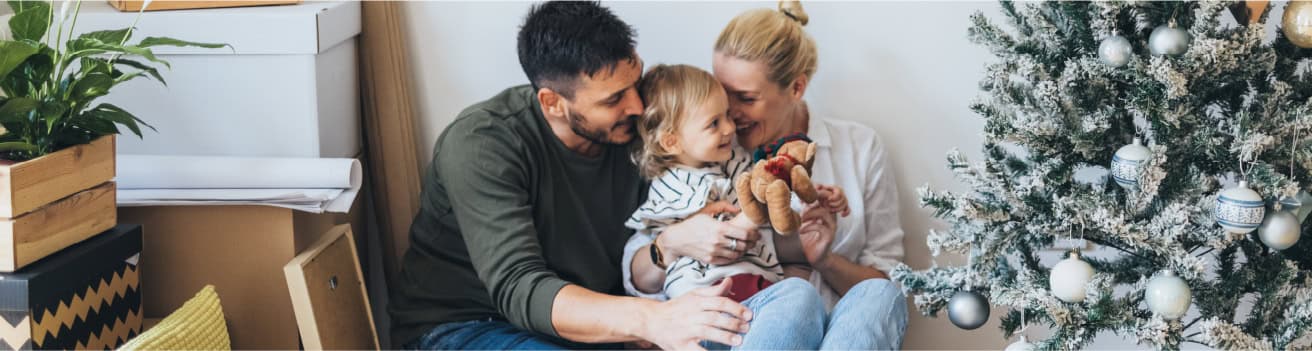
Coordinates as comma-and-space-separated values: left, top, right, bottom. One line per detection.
714, 0, 817, 88
632, 64, 723, 179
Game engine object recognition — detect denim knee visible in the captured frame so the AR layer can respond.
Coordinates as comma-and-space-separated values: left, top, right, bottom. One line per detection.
768, 278, 826, 322
846, 279, 907, 320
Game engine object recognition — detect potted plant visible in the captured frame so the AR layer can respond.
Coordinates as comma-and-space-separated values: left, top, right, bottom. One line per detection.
0, 0, 225, 271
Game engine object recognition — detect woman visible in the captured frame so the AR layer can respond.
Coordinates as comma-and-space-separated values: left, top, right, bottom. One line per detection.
622, 1, 908, 349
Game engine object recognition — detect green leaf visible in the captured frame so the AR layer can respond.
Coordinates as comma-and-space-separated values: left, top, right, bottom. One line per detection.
7, 1, 48, 14
69, 72, 113, 102
88, 103, 154, 138
0, 142, 37, 153
138, 37, 231, 50
78, 28, 134, 46
112, 59, 165, 85
0, 97, 37, 123
67, 38, 171, 69
0, 40, 40, 79
7, 2, 51, 42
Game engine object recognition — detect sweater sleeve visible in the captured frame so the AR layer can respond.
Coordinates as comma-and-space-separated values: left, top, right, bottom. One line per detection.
435, 118, 568, 337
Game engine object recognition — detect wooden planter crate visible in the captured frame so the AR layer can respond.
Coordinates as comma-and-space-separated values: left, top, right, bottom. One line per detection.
0, 135, 115, 218
0, 136, 118, 272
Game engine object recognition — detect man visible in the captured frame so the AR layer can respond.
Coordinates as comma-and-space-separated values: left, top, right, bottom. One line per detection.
389, 2, 756, 350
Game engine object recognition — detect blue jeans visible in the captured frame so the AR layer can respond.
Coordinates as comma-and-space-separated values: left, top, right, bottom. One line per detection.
404, 319, 620, 350
714, 278, 908, 350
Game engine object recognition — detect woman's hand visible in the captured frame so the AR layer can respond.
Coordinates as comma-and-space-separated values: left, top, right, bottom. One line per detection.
658, 201, 761, 265
797, 202, 838, 268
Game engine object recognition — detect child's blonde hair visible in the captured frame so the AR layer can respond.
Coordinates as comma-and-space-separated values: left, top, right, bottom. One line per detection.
633, 64, 723, 179
714, 0, 817, 88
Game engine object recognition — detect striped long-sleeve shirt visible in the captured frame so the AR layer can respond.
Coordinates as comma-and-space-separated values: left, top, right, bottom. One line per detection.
623, 152, 783, 299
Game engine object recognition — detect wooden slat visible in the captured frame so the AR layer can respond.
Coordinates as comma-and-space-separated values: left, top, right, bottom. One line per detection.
0, 135, 115, 218
284, 225, 378, 350
0, 182, 117, 272
108, 0, 301, 12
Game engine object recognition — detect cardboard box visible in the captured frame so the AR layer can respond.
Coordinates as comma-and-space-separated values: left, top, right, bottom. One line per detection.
118, 204, 362, 350
109, 0, 301, 12
46, 1, 362, 158
0, 225, 143, 350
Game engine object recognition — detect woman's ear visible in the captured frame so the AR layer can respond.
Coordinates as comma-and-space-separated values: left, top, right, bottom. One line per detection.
788, 75, 809, 100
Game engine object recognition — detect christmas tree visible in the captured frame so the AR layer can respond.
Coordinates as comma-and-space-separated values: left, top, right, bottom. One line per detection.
891, 1, 1312, 349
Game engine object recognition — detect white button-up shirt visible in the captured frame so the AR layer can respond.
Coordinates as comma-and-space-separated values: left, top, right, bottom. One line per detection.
620, 117, 906, 309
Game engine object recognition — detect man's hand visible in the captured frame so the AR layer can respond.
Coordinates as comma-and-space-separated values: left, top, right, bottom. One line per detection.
640, 279, 753, 351
659, 201, 760, 265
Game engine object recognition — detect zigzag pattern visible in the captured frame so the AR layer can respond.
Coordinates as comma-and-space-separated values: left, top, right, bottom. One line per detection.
0, 315, 30, 351
74, 309, 141, 350
31, 265, 139, 347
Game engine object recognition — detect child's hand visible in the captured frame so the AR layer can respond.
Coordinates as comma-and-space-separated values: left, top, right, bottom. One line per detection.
814, 184, 850, 217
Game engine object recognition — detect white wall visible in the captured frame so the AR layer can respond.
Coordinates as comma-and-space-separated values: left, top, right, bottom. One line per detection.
402, 1, 1008, 349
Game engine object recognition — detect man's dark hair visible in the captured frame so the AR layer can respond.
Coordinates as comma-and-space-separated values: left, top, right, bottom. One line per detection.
517, 1, 636, 99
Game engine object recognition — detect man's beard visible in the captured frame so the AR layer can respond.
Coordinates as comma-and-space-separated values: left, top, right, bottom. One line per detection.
568, 109, 637, 146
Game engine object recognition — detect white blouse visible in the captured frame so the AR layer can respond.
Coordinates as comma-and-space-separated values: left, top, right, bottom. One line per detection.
620, 117, 906, 309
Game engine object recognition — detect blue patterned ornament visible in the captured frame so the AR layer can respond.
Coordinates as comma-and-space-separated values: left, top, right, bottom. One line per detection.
1215, 181, 1265, 234
1111, 138, 1151, 190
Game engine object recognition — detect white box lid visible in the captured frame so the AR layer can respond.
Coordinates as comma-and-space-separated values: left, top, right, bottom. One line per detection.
3, 1, 361, 55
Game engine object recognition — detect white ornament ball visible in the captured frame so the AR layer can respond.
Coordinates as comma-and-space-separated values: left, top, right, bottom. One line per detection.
1050, 251, 1095, 303
947, 290, 990, 330
1145, 270, 1191, 321
1216, 181, 1265, 234
1259, 208, 1301, 250
1296, 190, 1312, 223
1111, 138, 1151, 190
1149, 24, 1192, 56
1098, 35, 1133, 67
1004, 336, 1033, 351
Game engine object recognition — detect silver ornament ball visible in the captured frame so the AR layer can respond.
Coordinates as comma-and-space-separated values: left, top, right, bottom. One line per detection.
948, 290, 990, 330
1111, 138, 1151, 190
1149, 24, 1191, 56
1259, 208, 1301, 250
1098, 35, 1133, 67
1216, 181, 1265, 234
1145, 270, 1191, 320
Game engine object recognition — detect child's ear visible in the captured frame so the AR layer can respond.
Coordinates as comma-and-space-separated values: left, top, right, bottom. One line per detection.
659, 131, 682, 155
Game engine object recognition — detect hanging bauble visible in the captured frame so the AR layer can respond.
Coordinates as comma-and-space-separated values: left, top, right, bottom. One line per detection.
1283, 0, 1312, 48
947, 289, 990, 330
1296, 190, 1312, 223
1004, 336, 1033, 351
1145, 270, 1191, 321
1111, 138, 1151, 190
1216, 181, 1265, 234
1049, 251, 1095, 303
1148, 23, 1191, 56
1098, 35, 1132, 68
1229, 0, 1269, 26
1258, 206, 1301, 250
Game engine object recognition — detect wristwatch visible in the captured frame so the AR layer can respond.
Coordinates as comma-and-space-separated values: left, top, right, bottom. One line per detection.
650, 241, 667, 269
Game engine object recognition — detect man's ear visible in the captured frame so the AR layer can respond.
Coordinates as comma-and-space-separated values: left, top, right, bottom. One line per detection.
538, 88, 565, 119
788, 75, 809, 100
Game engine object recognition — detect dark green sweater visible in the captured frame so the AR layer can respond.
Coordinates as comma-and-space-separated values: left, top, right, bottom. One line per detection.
389, 85, 646, 346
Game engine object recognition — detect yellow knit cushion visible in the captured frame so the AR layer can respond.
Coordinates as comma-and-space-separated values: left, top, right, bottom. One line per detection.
118, 285, 231, 351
